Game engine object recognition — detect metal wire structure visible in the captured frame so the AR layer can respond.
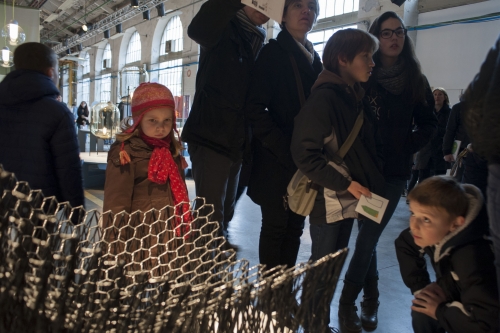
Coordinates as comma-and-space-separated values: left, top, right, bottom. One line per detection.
0, 165, 347, 333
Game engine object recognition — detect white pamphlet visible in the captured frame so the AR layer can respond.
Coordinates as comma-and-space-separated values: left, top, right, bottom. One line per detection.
445, 169, 451, 176
241, 0, 285, 24
355, 193, 389, 224
451, 140, 461, 161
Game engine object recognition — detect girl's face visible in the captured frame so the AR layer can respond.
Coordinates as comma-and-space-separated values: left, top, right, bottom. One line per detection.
378, 17, 405, 60
282, 0, 317, 35
433, 90, 446, 107
81, 102, 86, 107
140, 107, 174, 139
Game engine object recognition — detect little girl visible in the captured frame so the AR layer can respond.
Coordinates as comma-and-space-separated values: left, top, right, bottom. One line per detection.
102, 82, 191, 276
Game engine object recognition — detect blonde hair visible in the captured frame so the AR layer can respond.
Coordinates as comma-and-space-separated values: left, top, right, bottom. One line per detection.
116, 118, 182, 157
433, 87, 450, 106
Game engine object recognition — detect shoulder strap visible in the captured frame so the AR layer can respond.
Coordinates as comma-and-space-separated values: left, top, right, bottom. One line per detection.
325, 110, 364, 165
289, 54, 305, 107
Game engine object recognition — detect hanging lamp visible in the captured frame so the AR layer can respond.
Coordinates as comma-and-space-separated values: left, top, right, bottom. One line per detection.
1, 2, 25, 46
1, 46, 13, 68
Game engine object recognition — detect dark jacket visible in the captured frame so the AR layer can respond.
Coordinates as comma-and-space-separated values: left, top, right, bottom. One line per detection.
415, 104, 451, 170
0, 69, 84, 208
364, 76, 437, 179
181, 0, 257, 162
442, 101, 469, 155
76, 104, 89, 126
463, 34, 500, 164
245, 28, 322, 204
395, 185, 498, 333
291, 70, 385, 225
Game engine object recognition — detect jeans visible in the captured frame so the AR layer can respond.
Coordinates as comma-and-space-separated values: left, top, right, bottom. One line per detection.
487, 164, 500, 328
188, 143, 241, 233
259, 196, 305, 269
411, 310, 445, 333
344, 178, 406, 286
306, 219, 354, 329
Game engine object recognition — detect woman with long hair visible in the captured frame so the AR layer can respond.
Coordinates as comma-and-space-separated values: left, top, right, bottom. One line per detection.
336, 11, 437, 332
245, 0, 322, 270
76, 101, 89, 127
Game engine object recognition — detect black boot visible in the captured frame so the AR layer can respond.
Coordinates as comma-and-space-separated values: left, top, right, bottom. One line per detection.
360, 278, 380, 330
338, 281, 363, 333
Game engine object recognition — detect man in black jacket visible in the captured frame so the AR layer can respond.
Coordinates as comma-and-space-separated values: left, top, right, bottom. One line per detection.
0, 42, 84, 208
181, 0, 268, 234
442, 100, 469, 181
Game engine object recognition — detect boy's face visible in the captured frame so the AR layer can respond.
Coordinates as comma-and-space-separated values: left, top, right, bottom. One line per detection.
341, 51, 375, 85
409, 201, 460, 248
140, 106, 174, 139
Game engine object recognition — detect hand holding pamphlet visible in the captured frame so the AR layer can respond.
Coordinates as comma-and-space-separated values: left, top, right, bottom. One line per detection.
355, 192, 389, 224
241, 0, 285, 24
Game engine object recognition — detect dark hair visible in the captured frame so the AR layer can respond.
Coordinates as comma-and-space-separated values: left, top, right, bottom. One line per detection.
369, 11, 427, 105
281, 0, 320, 27
433, 87, 450, 106
408, 176, 468, 219
322, 29, 378, 75
14, 42, 57, 72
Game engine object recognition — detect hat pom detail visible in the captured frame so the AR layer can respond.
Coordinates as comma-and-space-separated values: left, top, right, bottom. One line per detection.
119, 142, 131, 165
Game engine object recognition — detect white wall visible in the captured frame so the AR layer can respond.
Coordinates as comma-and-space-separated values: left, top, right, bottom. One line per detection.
415, 0, 500, 105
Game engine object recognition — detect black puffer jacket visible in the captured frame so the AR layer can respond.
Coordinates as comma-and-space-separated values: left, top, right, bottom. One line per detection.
181, 0, 256, 162
364, 77, 437, 179
0, 69, 84, 208
395, 185, 498, 333
415, 104, 451, 170
463, 34, 500, 164
291, 70, 385, 225
442, 101, 469, 155
245, 28, 322, 204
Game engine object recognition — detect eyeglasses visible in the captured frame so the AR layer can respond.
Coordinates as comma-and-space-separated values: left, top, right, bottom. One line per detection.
380, 28, 407, 39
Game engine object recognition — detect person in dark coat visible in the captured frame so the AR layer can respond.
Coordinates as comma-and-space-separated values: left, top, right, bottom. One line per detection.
0, 42, 84, 208
442, 100, 469, 181
462, 34, 500, 315
291, 28, 383, 333
415, 87, 451, 180
337, 11, 437, 332
395, 177, 498, 333
245, 0, 322, 270
76, 101, 90, 127
181, 0, 269, 235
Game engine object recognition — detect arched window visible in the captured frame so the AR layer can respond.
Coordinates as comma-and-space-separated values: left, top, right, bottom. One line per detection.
103, 43, 112, 68
82, 52, 90, 75
160, 16, 183, 55
317, 0, 359, 20
158, 59, 182, 96
126, 31, 141, 64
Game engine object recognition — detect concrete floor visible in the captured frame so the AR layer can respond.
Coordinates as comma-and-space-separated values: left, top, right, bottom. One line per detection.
84, 179, 429, 333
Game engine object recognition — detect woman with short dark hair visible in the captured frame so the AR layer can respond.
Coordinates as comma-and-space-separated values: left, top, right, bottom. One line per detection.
245, 0, 322, 270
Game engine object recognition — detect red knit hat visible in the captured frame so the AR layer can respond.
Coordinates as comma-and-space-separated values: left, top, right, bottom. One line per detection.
125, 82, 175, 133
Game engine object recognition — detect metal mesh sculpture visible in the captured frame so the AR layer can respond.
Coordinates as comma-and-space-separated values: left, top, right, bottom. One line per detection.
0, 165, 347, 333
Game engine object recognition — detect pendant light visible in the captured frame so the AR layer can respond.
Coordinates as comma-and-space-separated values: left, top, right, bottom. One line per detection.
1, 46, 13, 68
1, 2, 25, 46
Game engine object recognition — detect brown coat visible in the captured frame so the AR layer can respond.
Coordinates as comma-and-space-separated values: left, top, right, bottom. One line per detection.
101, 137, 187, 278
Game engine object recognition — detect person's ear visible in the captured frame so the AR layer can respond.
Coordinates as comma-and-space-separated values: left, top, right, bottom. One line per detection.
449, 216, 465, 232
338, 55, 349, 68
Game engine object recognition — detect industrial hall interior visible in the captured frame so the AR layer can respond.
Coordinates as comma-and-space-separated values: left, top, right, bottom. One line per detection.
0, 0, 499, 332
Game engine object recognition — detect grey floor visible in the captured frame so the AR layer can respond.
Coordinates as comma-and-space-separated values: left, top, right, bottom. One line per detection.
85, 179, 426, 333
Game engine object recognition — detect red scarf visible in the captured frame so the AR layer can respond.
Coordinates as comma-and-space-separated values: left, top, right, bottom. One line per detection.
120, 133, 192, 237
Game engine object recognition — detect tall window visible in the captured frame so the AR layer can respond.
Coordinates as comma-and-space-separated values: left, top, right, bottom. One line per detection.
317, 0, 359, 19
122, 67, 140, 97
103, 43, 111, 68
100, 74, 111, 102
126, 31, 141, 64
158, 59, 182, 96
82, 53, 90, 75
308, 24, 357, 59
81, 79, 90, 104
160, 16, 183, 55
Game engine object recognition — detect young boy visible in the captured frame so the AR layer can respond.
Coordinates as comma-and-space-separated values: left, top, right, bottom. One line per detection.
395, 176, 499, 333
